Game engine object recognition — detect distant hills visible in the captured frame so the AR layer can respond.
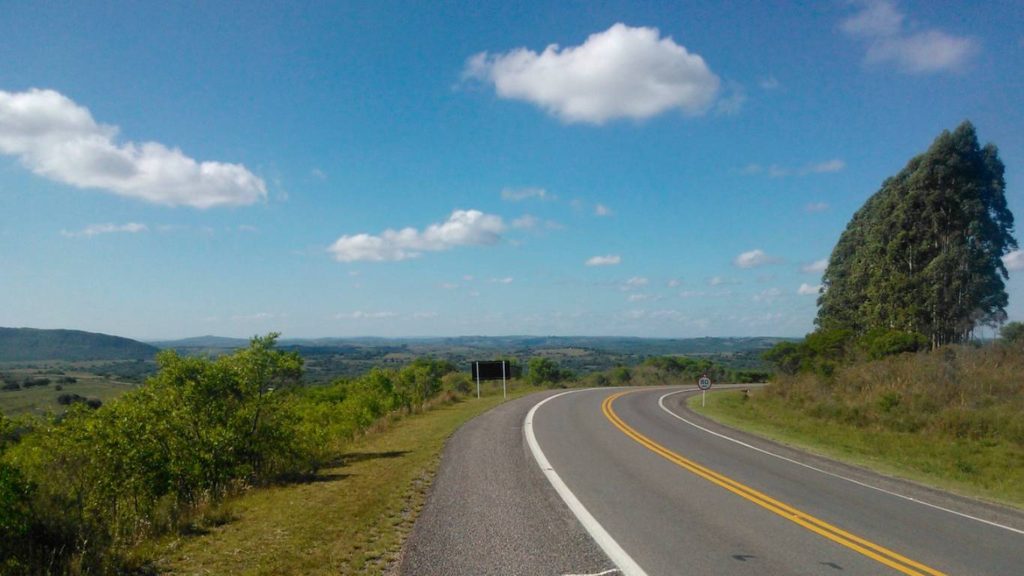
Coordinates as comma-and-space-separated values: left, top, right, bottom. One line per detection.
151, 334, 790, 356
0, 328, 159, 362
1, 328, 791, 378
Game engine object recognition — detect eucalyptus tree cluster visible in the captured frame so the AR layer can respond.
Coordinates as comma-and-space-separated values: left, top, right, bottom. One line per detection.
817, 122, 1016, 347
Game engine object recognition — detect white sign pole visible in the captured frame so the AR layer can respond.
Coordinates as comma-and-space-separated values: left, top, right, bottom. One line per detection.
702, 389, 706, 408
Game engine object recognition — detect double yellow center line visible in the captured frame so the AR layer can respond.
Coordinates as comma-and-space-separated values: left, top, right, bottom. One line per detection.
602, 390, 946, 576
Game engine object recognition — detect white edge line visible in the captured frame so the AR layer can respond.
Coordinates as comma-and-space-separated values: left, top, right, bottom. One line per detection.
658, 389, 1024, 536
525, 390, 650, 576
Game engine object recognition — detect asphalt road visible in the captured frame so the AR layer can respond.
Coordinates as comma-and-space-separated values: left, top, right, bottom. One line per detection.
401, 387, 1024, 575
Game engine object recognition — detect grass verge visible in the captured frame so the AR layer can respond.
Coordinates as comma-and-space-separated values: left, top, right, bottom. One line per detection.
690, 390, 1024, 509
134, 386, 539, 575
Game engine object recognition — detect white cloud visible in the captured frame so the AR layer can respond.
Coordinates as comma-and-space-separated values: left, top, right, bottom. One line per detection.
0, 88, 266, 208
753, 288, 782, 303
511, 215, 538, 229
627, 293, 651, 302
594, 203, 613, 216
742, 159, 844, 178
759, 76, 781, 90
667, 279, 681, 288
586, 254, 621, 266
707, 276, 738, 287
622, 276, 649, 290
798, 283, 822, 296
1003, 250, 1024, 271
501, 186, 550, 201
734, 249, 780, 269
464, 23, 720, 124
806, 202, 829, 213
801, 159, 846, 174
328, 209, 505, 262
841, 0, 904, 37
802, 259, 829, 273
714, 81, 746, 116
61, 222, 148, 238
336, 311, 398, 320
311, 168, 327, 180
490, 277, 514, 284
842, 1, 978, 74
231, 312, 275, 322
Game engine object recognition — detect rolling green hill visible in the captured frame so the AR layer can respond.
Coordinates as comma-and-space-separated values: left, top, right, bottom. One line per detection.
0, 327, 159, 361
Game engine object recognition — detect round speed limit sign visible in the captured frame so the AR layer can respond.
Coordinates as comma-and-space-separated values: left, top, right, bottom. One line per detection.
697, 375, 712, 390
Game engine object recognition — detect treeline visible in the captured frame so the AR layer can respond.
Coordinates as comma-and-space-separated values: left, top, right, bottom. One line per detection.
0, 335, 468, 574
762, 327, 929, 378
578, 355, 768, 388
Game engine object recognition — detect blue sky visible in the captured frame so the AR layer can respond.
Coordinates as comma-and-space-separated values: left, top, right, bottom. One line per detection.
1, 1, 1022, 340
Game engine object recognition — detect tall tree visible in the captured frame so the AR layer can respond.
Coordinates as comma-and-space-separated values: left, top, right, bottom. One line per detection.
817, 122, 1016, 346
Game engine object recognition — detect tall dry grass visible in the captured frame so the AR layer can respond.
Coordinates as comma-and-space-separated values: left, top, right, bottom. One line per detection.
763, 343, 1024, 445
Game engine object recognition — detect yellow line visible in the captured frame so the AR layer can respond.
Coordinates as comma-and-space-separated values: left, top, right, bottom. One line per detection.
602, 391, 946, 576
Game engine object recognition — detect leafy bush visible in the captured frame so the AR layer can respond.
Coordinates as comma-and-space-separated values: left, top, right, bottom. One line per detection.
1001, 321, 1024, 344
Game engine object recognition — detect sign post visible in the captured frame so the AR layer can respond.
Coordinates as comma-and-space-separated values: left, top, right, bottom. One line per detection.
471, 360, 516, 400
697, 373, 712, 407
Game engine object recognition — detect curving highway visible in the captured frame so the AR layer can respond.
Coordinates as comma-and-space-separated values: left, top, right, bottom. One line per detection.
400, 387, 1024, 575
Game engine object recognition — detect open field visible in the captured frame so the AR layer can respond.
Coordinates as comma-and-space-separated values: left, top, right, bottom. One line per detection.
0, 361, 153, 415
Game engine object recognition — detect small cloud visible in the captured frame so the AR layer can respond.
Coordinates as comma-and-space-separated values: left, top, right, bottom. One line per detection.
798, 283, 822, 296
1003, 250, 1024, 272
734, 249, 781, 269
336, 311, 398, 320
61, 222, 148, 238
490, 277, 514, 284
311, 168, 327, 180
627, 293, 651, 302
594, 203, 613, 217
743, 160, 844, 178
679, 290, 706, 298
667, 279, 682, 288
805, 202, 829, 213
231, 312, 275, 322
236, 224, 259, 233
622, 276, 649, 290
328, 209, 505, 262
707, 276, 738, 287
753, 288, 782, 303
413, 311, 439, 319
714, 81, 747, 116
759, 76, 780, 90
464, 23, 721, 124
586, 254, 621, 266
802, 259, 829, 273
841, 0, 978, 74
801, 159, 846, 175
501, 187, 550, 202
440, 282, 459, 290
512, 215, 539, 229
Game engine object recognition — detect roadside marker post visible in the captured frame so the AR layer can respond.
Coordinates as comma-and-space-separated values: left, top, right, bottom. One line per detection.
697, 374, 712, 407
